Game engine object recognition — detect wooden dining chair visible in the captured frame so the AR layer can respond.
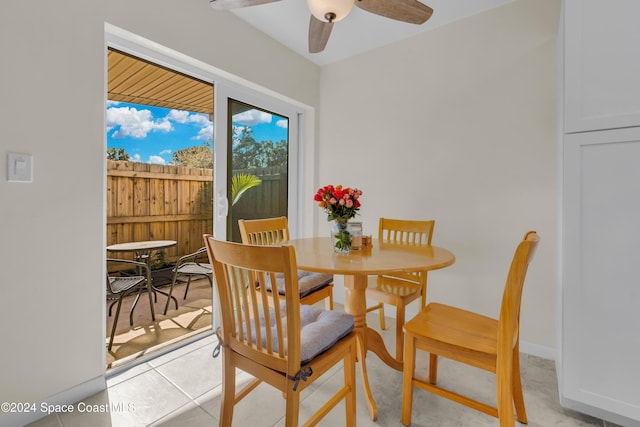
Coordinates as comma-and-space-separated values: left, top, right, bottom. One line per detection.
401, 231, 539, 427
203, 235, 357, 427
365, 217, 435, 361
238, 216, 334, 310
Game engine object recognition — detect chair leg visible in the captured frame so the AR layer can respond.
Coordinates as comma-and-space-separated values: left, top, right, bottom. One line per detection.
429, 353, 438, 384
219, 350, 236, 427
344, 337, 357, 427
378, 303, 386, 330
108, 297, 124, 351
396, 303, 406, 362
325, 286, 334, 310
183, 276, 193, 300
496, 354, 515, 427
108, 300, 118, 317
164, 274, 178, 315
284, 384, 301, 427
401, 332, 416, 426
146, 282, 156, 322
129, 288, 143, 326
512, 345, 528, 424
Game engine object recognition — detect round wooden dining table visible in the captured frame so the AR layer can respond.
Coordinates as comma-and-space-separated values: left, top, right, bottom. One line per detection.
287, 237, 455, 421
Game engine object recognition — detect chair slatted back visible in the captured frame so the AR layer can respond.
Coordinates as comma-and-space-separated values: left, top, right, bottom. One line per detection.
204, 236, 301, 372
378, 218, 435, 284
379, 217, 434, 245
238, 216, 290, 246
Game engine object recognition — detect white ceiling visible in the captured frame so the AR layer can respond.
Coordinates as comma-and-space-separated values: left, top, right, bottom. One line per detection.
231, 0, 515, 66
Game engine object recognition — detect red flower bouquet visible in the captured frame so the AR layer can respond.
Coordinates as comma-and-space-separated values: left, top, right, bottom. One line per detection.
313, 184, 363, 223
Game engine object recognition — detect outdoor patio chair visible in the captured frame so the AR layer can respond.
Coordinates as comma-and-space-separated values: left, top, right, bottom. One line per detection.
204, 236, 357, 427
163, 247, 213, 315
238, 216, 334, 310
106, 258, 154, 351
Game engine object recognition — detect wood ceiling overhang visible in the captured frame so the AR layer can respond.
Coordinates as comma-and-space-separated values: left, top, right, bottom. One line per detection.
107, 49, 214, 116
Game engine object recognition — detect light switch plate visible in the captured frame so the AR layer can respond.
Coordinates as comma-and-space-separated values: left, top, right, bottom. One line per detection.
8, 152, 33, 183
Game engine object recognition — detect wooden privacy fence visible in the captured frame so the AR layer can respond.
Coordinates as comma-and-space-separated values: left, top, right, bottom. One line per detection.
107, 161, 288, 259
107, 160, 213, 264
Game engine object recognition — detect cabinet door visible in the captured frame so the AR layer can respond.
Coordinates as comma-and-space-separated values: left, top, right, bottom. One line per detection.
562, 127, 640, 423
564, 0, 640, 132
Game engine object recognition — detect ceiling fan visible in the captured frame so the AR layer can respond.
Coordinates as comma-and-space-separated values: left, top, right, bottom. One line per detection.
209, 0, 434, 53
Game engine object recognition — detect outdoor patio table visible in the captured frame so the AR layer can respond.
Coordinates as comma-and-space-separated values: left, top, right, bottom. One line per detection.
287, 237, 455, 421
107, 240, 179, 312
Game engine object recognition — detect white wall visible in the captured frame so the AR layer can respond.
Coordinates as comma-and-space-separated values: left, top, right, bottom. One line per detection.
316, 0, 560, 352
0, 0, 561, 423
0, 0, 320, 421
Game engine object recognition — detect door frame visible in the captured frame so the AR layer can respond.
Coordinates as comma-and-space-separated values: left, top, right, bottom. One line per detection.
104, 23, 317, 372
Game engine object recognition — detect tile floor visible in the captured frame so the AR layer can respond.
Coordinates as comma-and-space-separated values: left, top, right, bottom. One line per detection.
28, 310, 618, 427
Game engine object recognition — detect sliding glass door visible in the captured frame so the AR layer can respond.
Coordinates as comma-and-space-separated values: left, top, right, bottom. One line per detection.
212, 85, 300, 242
105, 29, 304, 366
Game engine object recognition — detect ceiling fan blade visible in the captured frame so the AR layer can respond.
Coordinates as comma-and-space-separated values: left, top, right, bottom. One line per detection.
308, 15, 334, 54
209, 0, 280, 10
354, 0, 433, 24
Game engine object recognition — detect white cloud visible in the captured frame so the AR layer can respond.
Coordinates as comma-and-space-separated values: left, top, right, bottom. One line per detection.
131, 154, 141, 162
195, 124, 214, 141
107, 106, 173, 138
160, 149, 172, 155
167, 109, 211, 126
166, 109, 190, 123
148, 155, 166, 165
188, 113, 211, 125
166, 110, 212, 141
233, 110, 272, 126
276, 119, 288, 129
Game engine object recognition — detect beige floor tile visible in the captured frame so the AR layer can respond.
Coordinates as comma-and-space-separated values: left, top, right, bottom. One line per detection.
148, 402, 216, 426
27, 310, 618, 427
146, 332, 215, 369
102, 369, 191, 426
154, 343, 224, 399
106, 362, 154, 388
22, 413, 63, 427
196, 376, 288, 426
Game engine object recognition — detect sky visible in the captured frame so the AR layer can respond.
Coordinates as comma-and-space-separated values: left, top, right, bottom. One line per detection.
106, 101, 289, 165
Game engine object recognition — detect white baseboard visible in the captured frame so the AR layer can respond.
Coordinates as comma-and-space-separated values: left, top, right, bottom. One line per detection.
520, 340, 556, 361
0, 376, 105, 427
561, 395, 640, 427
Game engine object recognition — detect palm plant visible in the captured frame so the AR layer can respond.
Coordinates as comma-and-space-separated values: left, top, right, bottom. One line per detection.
231, 173, 262, 206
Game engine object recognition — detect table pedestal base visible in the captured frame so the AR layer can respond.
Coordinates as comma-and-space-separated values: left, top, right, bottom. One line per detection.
344, 274, 404, 421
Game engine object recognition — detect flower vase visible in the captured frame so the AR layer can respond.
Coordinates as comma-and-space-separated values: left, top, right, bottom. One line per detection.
331, 219, 352, 254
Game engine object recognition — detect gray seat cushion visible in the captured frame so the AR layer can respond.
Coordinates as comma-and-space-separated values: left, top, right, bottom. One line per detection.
267, 271, 333, 298
255, 304, 354, 365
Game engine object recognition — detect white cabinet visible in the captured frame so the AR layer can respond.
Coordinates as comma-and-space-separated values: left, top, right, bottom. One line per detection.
561, 1, 640, 425
562, 128, 640, 425
564, 0, 640, 133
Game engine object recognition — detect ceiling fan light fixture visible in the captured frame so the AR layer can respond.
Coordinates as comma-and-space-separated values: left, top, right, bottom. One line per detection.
307, 0, 354, 23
